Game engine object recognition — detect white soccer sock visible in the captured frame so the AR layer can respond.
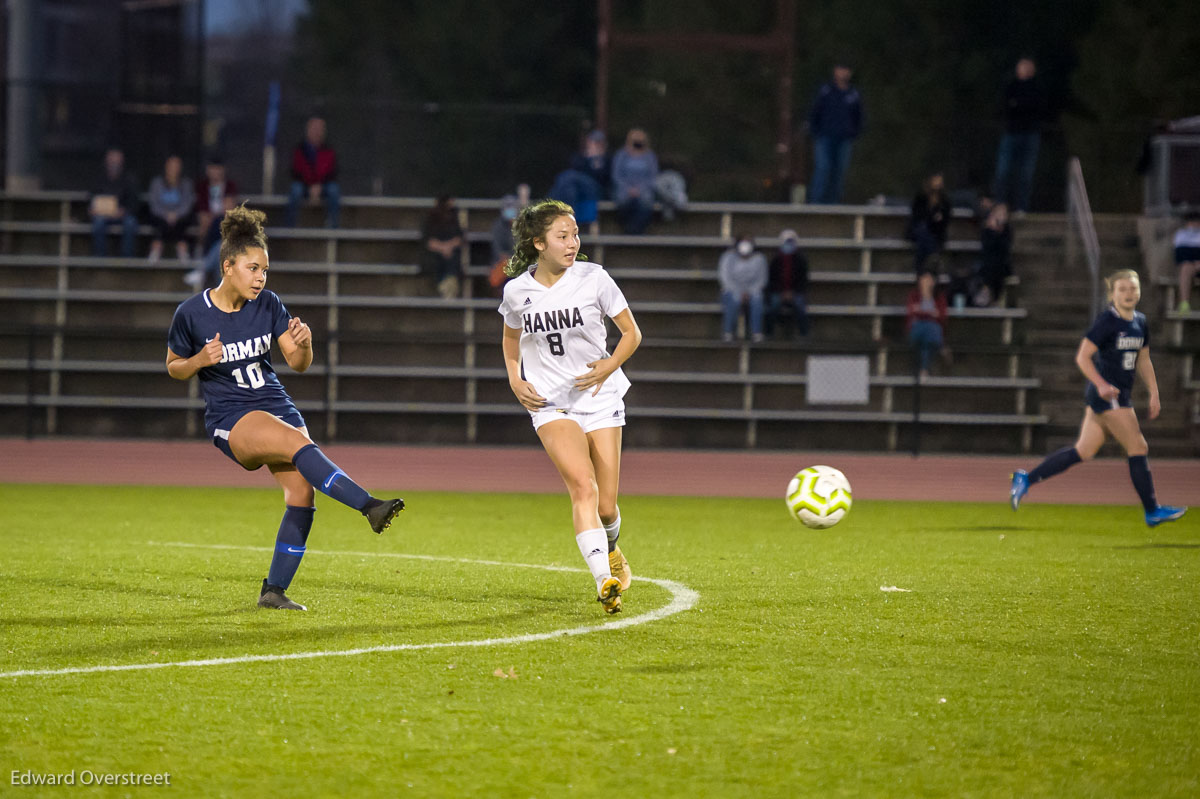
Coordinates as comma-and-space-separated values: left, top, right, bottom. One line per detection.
603, 510, 621, 551
575, 528, 612, 590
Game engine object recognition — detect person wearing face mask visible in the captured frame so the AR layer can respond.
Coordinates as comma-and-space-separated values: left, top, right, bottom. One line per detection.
767, 229, 809, 339
488, 194, 521, 296
718, 235, 768, 343
611, 128, 659, 235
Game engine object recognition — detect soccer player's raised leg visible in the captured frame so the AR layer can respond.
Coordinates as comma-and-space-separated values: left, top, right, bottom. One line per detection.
229, 412, 404, 533
1101, 408, 1187, 527
538, 419, 621, 613
590, 426, 631, 592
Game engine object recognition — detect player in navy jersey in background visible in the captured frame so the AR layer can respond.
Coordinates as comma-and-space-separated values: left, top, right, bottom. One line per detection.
166, 205, 404, 610
499, 199, 642, 614
1010, 270, 1186, 526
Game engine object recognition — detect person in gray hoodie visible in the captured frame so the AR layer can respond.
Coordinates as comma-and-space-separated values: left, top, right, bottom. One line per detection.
147, 155, 196, 263
718, 234, 768, 342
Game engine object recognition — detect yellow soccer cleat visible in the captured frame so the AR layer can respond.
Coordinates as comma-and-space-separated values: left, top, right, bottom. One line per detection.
597, 576, 622, 615
608, 546, 632, 592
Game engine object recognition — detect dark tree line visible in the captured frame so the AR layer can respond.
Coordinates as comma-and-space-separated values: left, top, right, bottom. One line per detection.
282, 0, 1198, 209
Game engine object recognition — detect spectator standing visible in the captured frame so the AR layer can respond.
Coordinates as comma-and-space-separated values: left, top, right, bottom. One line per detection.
806, 64, 864, 204
185, 157, 239, 290
89, 147, 140, 257
976, 202, 1013, 306
718, 234, 768, 343
285, 116, 340, 228
908, 172, 951, 273
147, 155, 195, 264
992, 57, 1044, 215
906, 270, 949, 379
421, 195, 465, 299
766, 229, 810, 339
1175, 212, 1200, 312
611, 128, 659, 234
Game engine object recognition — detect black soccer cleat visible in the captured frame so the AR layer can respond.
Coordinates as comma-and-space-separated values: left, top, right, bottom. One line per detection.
258, 578, 307, 611
363, 497, 405, 534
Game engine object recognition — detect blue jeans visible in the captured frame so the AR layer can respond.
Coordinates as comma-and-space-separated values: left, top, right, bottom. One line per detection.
91, 214, 138, 257
809, 136, 854, 204
616, 196, 653, 234
909, 221, 943, 272
767, 292, 809, 336
909, 320, 944, 372
993, 132, 1039, 213
286, 181, 341, 228
721, 291, 764, 338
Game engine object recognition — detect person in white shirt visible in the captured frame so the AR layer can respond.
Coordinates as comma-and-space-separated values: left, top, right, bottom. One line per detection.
499, 199, 642, 614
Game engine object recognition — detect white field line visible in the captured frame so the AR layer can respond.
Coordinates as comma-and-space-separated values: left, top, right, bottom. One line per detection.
0, 542, 699, 680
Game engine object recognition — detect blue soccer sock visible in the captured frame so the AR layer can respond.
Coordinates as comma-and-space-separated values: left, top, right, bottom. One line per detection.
292, 443, 372, 511
1028, 446, 1082, 485
1127, 455, 1158, 513
267, 505, 315, 590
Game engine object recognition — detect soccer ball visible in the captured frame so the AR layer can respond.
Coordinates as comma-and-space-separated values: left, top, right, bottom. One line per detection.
785, 465, 852, 529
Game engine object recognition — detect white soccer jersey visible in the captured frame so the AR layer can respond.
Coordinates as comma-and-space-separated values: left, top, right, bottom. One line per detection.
499, 261, 632, 413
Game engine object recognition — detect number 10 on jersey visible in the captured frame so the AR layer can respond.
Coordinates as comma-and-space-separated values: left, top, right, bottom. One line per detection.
233, 361, 266, 388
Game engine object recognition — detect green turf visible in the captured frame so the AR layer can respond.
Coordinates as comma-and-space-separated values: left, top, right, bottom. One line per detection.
1, 484, 1197, 798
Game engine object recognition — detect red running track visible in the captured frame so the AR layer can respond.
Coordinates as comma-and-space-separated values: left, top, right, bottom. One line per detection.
1, 438, 1196, 506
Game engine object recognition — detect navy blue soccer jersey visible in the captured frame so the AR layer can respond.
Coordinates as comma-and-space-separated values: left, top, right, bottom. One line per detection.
1084, 306, 1149, 392
167, 288, 299, 433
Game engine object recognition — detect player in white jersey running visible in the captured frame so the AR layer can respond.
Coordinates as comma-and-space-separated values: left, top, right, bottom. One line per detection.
499, 199, 642, 614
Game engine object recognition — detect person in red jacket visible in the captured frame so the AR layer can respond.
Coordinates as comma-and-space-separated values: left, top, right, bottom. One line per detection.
284, 116, 340, 228
906, 269, 949, 378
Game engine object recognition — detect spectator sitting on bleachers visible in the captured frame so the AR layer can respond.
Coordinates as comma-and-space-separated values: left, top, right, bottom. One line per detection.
147, 155, 195, 264
907, 172, 951, 273
285, 115, 340, 228
766, 229, 809, 339
488, 194, 520, 297
611, 128, 659, 235
421, 195, 464, 299
89, 147, 140, 258
976, 202, 1013, 306
1174, 211, 1200, 312
906, 269, 950, 379
184, 157, 239, 290
718, 234, 768, 343
547, 129, 609, 225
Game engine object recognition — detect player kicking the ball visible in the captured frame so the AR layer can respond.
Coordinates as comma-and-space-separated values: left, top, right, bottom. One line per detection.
1010, 269, 1186, 526
166, 205, 404, 611
499, 199, 642, 613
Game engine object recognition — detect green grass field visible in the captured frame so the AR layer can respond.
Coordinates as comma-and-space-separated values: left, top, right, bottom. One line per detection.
1, 483, 1197, 798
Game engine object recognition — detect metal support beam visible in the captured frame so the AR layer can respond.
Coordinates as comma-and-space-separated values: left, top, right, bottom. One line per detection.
6, 0, 42, 191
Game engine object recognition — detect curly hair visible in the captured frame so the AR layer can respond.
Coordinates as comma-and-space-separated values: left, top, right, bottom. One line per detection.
218, 204, 269, 269
504, 199, 588, 277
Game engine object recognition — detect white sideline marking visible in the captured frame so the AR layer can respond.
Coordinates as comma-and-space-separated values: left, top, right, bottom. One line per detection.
0, 542, 699, 680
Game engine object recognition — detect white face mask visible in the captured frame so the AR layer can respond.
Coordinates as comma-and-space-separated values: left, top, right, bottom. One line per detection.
736, 240, 754, 256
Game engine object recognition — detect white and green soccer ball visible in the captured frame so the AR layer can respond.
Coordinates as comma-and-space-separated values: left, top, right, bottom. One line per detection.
785, 465, 852, 529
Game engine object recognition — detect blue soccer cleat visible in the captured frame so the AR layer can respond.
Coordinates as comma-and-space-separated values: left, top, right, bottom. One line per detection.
1010, 470, 1029, 511
1145, 505, 1187, 527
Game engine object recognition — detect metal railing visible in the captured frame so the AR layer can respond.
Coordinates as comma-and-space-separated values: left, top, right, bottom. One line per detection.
1066, 157, 1102, 318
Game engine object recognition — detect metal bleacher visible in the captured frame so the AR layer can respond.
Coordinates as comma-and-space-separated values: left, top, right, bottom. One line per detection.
0, 191, 1046, 453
